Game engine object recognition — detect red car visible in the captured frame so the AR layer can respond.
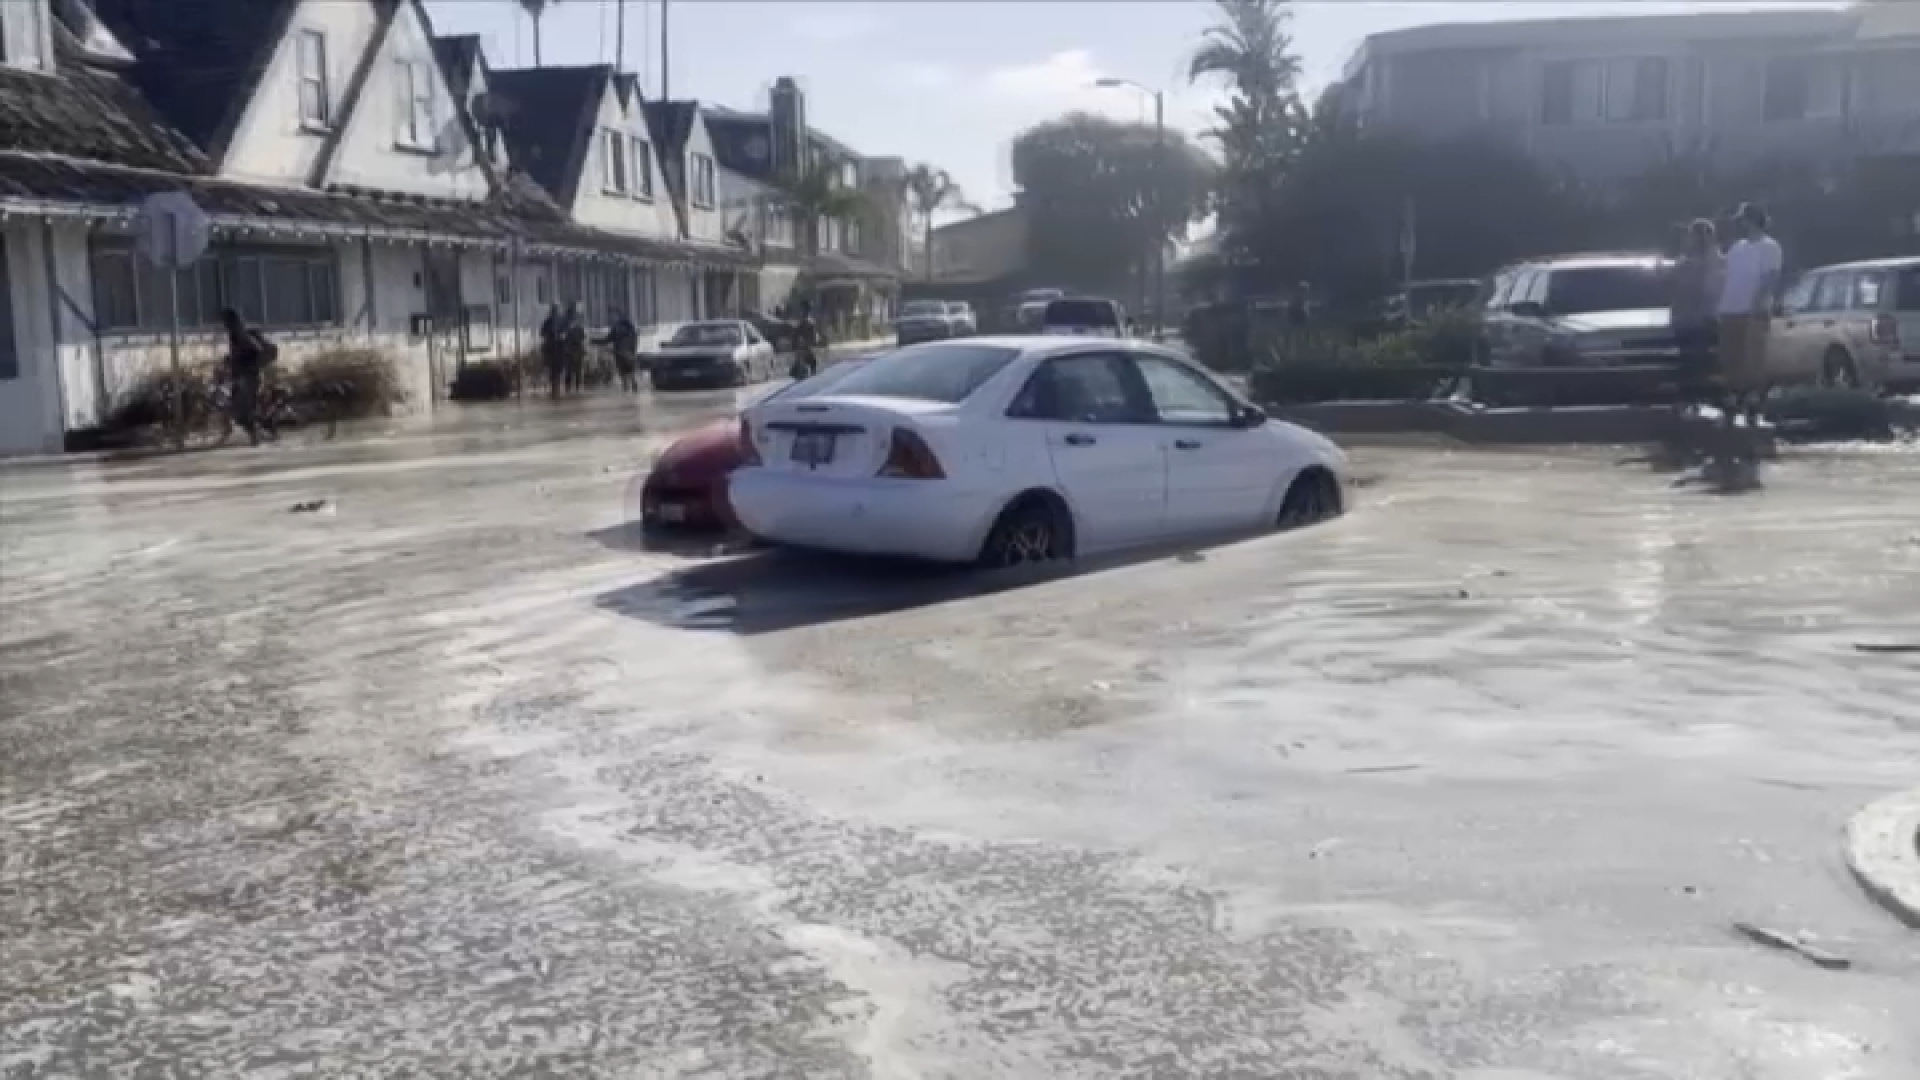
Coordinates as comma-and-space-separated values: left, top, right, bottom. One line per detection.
640, 359, 868, 530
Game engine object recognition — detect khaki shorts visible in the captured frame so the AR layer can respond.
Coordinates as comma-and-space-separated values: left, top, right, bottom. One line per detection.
1716, 314, 1771, 392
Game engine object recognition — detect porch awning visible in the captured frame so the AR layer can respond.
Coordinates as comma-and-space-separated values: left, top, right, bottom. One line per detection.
802, 250, 900, 282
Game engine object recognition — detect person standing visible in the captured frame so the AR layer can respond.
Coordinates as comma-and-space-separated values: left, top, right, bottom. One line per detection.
599, 310, 641, 393
561, 302, 588, 395
539, 304, 565, 399
1670, 219, 1725, 409
1715, 203, 1783, 426
221, 308, 276, 446
789, 301, 822, 380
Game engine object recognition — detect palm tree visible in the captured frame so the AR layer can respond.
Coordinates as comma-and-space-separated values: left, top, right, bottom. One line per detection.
777, 161, 872, 256
518, 0, 561, 67
905, 165, 978, 281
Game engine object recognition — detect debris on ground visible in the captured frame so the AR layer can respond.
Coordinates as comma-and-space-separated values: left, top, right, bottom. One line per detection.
288, 499, 335, 515
1731, 921, 1852, 970
1853, 642, 1920, 654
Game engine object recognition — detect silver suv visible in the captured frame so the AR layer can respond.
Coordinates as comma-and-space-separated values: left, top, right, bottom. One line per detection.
1478, 254, 1676, 369
1775, 257, 1920, 389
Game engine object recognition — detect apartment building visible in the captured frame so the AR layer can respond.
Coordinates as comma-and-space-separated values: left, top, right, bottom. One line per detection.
1336, 2, 1920, 180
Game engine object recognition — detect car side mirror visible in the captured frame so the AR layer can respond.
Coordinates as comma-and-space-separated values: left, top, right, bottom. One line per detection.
1508, 301, 1547, 319
1234, 404, 1267, 428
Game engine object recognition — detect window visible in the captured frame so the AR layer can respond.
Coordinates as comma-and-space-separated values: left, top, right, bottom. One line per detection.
1135, 355, 1235, 426
1485, 271, 1519, 311
1764, 56, 1848, 122
829, 343, 1020, 404
1781, 274, 1818, 316
629, 135, 653, 198
1543, 264, 1671, 315
394, 57, 437, 150
1042, 299, 1122, 331
296, 29, 330, 129
666, 322, 744, 347
1544, 57, 1666, 125
601, 128, 628, 193
1894, 267, 1920, 313
1853, 271, 1887, 311
89, 242, 340, 333
1, 0, 48, 71
1810, 270, 1854, 313
691, 153, 717, 208
1008, 353, 1145, 423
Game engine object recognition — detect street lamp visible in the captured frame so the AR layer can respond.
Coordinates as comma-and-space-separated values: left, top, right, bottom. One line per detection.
1094, 77, 1167, 337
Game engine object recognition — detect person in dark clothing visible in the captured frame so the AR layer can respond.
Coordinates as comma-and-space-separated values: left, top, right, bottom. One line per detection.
789, 301, 822, 380
221, 308, 275, 445
598, 311, 641, 392
561, 303, 588, 394
539, 304, 565, 398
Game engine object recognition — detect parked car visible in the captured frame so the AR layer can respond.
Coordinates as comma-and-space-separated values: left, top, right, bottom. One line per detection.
1774, 256, 1920, 389
743, 310, 797, 353
945, 301, 977, 336
1040, 297, 1127, 339
1477, 254, 1677, 369
649, 320, 778, 391
895, 300, 956, 345
729, 337, 1349, 566
640, 358, 874, 529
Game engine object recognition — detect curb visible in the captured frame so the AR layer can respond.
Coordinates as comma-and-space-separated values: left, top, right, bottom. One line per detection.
1845, 787, 1920, 928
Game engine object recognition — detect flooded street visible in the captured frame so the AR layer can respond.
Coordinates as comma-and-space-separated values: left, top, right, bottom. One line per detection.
3, 400, 1919, 1078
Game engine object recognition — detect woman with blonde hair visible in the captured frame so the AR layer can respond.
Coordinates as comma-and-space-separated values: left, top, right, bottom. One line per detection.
1671, 218, 1724, 407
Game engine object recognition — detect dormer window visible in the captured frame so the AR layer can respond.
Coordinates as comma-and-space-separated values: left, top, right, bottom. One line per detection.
601, 127, 629, 194
629, 135, 653, 198
296, 29, 330, 130
1, 0, 51, 71
691, 153, 716, 209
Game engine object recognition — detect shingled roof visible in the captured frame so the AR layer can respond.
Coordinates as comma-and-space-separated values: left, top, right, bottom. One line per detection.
431, 33, 482, 104
0, 66, 205, 174
487, 65, 609, 210
87, 0, 302, 162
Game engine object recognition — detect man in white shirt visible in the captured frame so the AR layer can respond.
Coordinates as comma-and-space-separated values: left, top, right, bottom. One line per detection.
1715, 203, 1783, 424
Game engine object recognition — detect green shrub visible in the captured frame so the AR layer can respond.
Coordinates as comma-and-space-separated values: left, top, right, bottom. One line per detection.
289, 347, 400, 421
450, 360, 518, 402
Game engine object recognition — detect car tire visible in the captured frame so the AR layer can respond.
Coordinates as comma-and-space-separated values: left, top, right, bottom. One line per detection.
1820, 348, 1860, 389
977, 495, 1071, 569
1276, 467, 1342, 531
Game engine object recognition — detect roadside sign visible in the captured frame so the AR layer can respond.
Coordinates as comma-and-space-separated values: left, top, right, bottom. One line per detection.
133, 191, 210, 269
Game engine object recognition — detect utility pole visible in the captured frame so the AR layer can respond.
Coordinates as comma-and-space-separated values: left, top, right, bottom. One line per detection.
659, 0, 670, 99
1152, 88, 1166, 339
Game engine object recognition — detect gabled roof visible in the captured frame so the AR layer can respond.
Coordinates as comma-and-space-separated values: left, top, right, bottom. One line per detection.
88, 0, 303, 162
431, 33, 483, 102
643, 99, 699, 238
488, 64, 609, 209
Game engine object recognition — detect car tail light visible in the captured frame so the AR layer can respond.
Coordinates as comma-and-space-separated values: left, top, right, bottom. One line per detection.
738, 415, 760, 464
877, 428, 944, 479
1870, 314, 1899, 345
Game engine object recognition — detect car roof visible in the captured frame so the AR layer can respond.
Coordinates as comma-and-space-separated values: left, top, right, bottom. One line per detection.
1805, 256, 1920, 273
946, 335, 1185, 361
1508, 252, 1670, 271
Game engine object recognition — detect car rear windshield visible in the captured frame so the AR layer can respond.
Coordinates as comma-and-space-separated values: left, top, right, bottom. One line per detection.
757, 360, 869, 406
822, 344, 1020, 404
1894, 267, 1920, 312
1043, 299, 1120, 327
900, 301, 947, 317
1545, 266, 1670, 315
669, 322, 742, 346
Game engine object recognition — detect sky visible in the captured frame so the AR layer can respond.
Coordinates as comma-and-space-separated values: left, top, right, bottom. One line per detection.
424, 0, 1845, 215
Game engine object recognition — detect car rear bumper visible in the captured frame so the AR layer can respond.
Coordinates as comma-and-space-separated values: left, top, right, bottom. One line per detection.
651, 366, 739, 391
642, 476, 732, 529
729, 469, 998, 562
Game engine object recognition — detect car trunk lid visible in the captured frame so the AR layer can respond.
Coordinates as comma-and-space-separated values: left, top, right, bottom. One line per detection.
746, 395, 954, 478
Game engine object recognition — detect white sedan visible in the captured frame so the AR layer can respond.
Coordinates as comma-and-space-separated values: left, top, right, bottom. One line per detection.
729, 337, 1349, 566
648, 320, 777, 391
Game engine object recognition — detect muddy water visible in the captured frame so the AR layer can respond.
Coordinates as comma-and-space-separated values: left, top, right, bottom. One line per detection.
2, 430, 1918, 1077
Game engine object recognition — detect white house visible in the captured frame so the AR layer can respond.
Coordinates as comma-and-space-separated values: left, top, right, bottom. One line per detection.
0, 0, 758, 456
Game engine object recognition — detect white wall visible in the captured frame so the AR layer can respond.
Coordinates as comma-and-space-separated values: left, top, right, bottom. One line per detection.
571, 81, 676, 239
222, 0, 376, 186
321, 0, 490, 201
681, 116, 725, 246
0, 222, 66, 455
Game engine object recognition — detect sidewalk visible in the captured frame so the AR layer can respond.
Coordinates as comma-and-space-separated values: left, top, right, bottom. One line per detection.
3, 338, 897, 469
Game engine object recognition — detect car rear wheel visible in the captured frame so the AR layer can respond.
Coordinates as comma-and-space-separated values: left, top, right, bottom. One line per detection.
1820, 348, 1860, 389
1276, 468, 1341, 530
977, 496, 1070, 569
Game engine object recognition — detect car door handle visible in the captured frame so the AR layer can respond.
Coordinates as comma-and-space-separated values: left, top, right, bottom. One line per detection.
1172, 439, 1202, 450
1062, 433, 1097, 446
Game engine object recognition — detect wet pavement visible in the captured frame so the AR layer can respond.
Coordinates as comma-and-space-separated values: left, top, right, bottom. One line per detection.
4, 397, 1920, 1078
